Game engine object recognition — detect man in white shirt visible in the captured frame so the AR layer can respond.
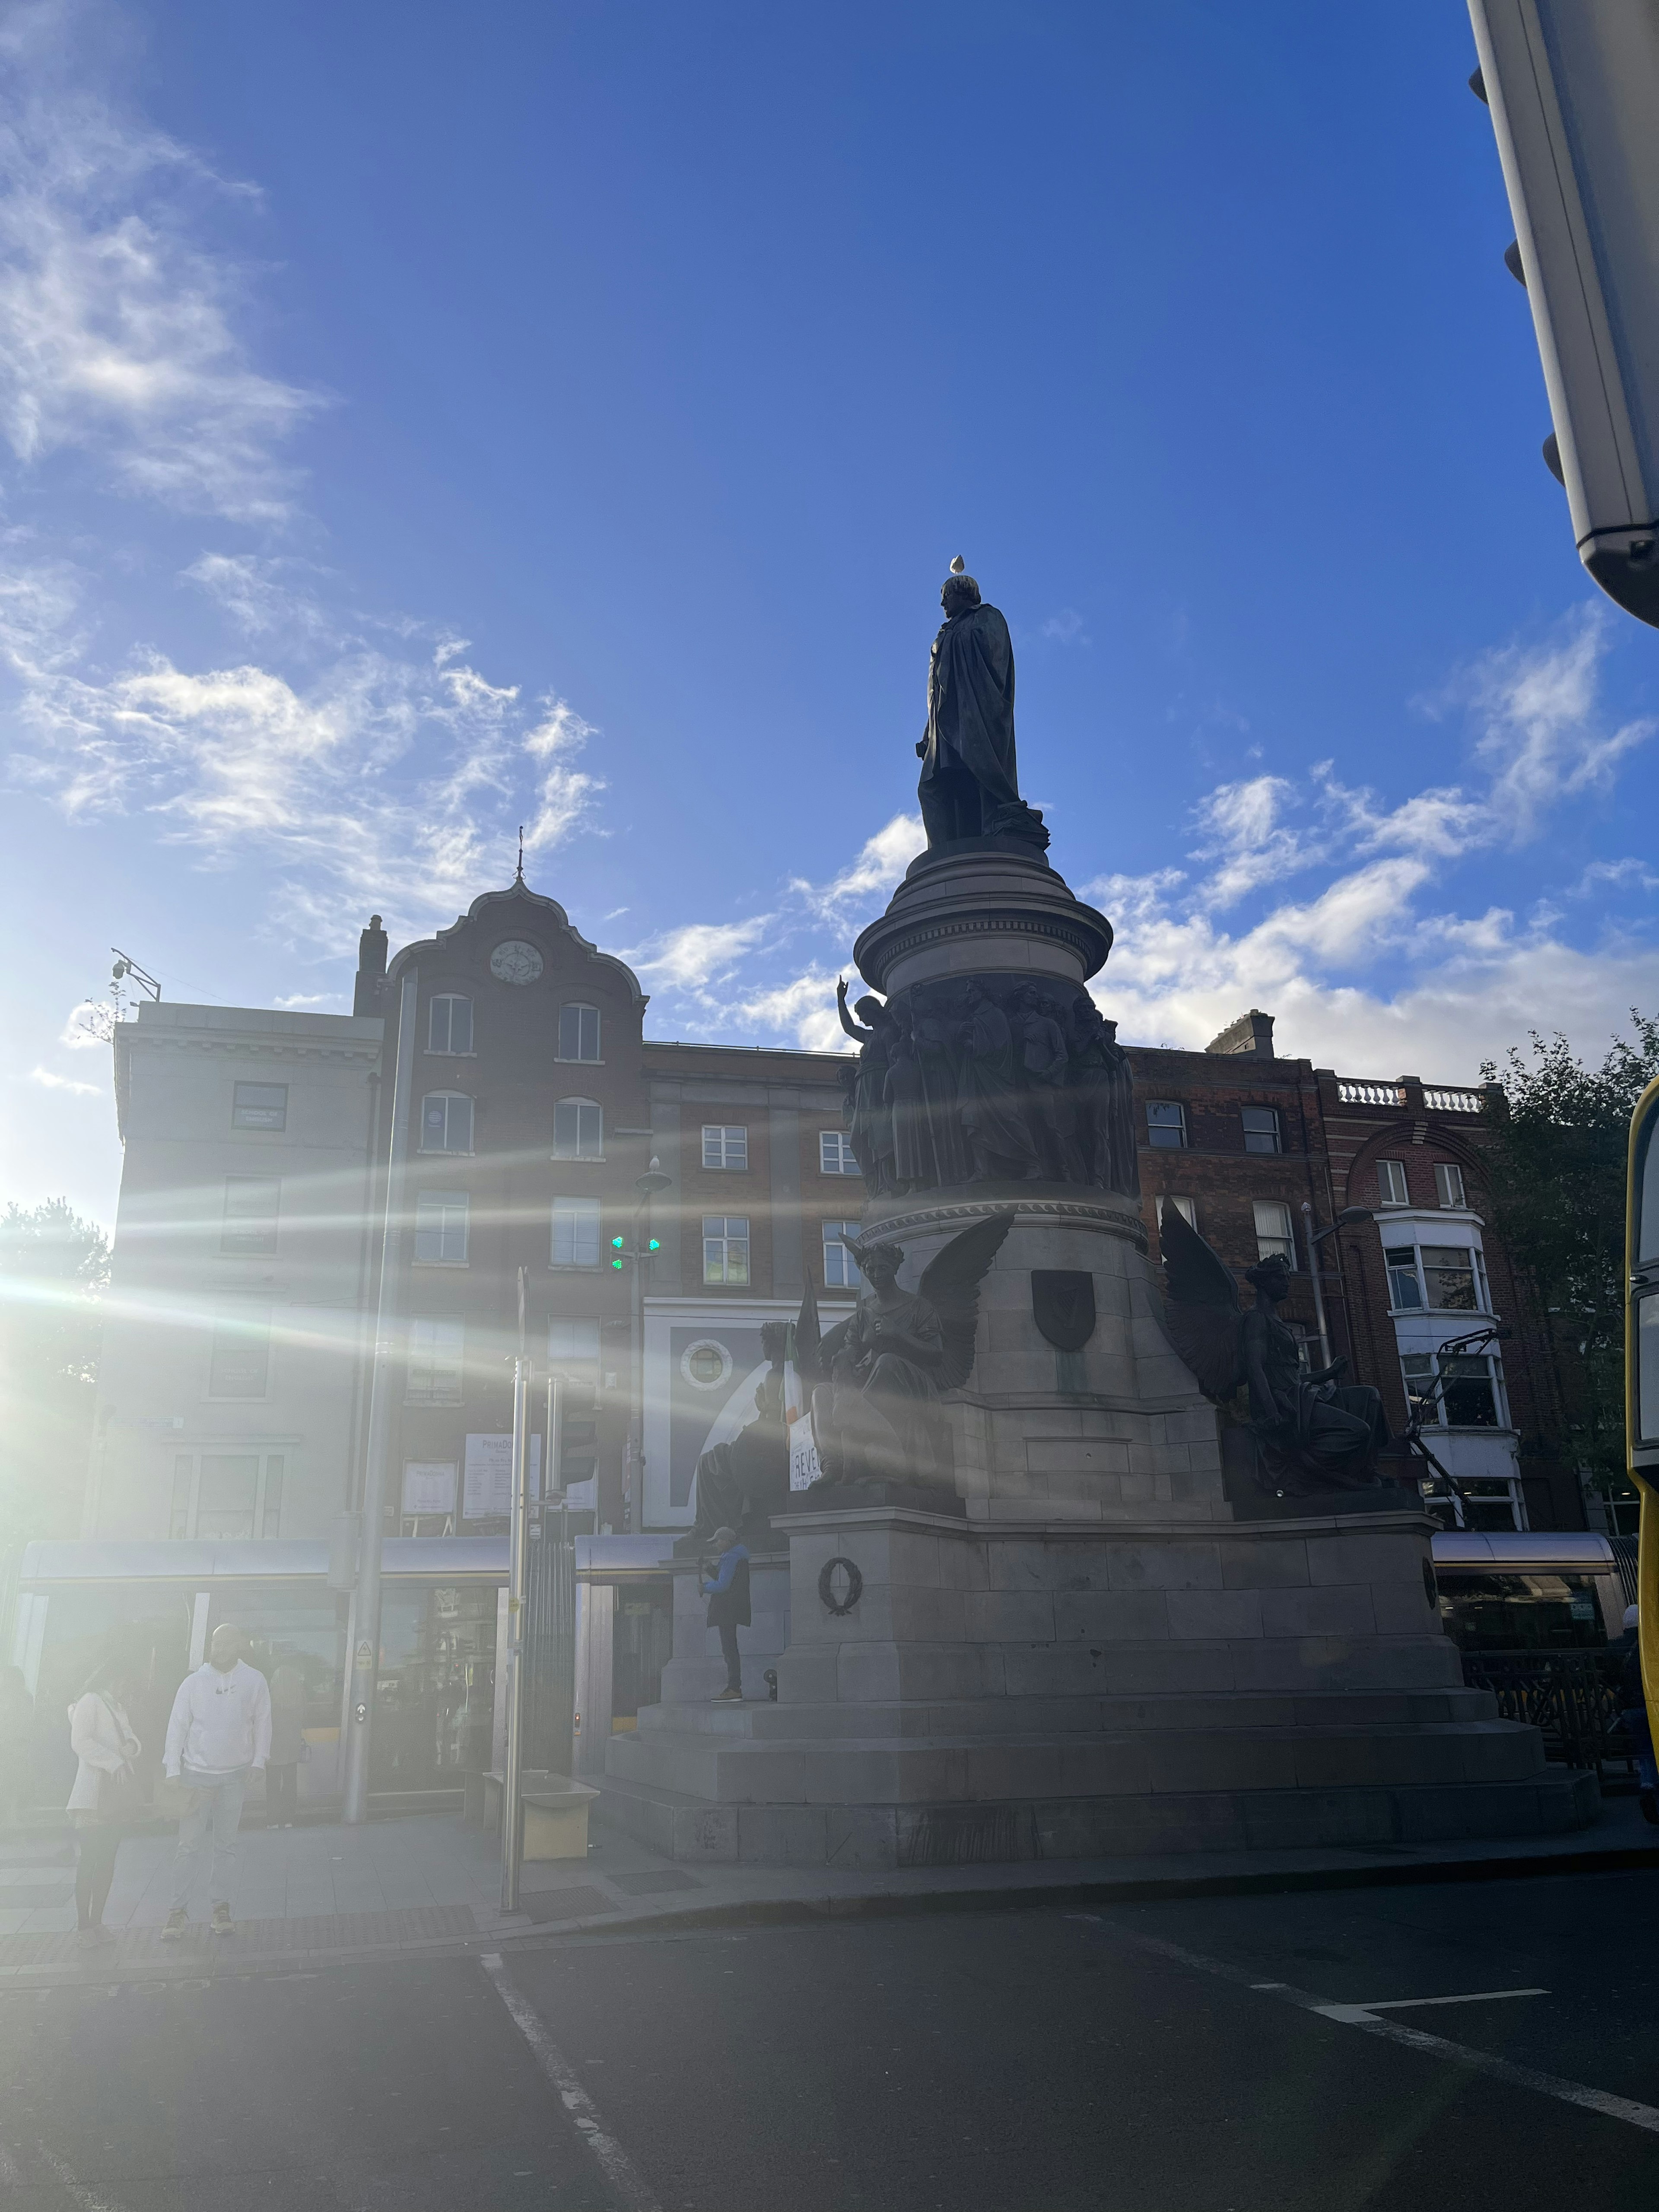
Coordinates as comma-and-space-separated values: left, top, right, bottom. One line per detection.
160, 1624, 271, 1939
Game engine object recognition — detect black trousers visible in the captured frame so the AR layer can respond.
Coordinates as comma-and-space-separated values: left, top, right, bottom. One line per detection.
74, 1819, 121, 1928
267, 1763, 299, 1824
717, 1621, 742, 1693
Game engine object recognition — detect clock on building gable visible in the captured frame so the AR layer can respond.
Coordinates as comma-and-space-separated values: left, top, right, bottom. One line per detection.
489, 940, 543, 985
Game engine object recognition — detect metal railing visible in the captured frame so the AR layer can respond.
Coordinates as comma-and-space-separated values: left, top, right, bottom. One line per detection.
1461, 1648, 1635, 1776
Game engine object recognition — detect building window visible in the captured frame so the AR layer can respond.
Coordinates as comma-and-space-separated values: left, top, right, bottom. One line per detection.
823, 1220, 862, 1289
1241, 1107, 1281, 1154
1156, 1195, 1197, 1230
207, 1315, 270, 1398
1377, 1158, 1409, 1207
261, 1456, 284, 1538
553, 1099, 603, 1160
420, 1092, 474, 1154
1253, 1199, 1295, 1263
547, 1320, 601, 1487
702, 1125, 749, 1170
1435, 1161, 1467, 1209
170, 1454, 192, 1539
703, 1215, 750, 1285
1145, 1100, 1185, 1149
1385, 1246, 1423, 1309
552, 1196, 602, 1268
232, 1081, 287, 1131
820, 1131, 861, 1176
1402, 1351, 1504, 1430
221, 1176, 280, 1256
558, 1004, 601, 1062
1421, 1244, 1480, 1312
407, 1317, 465, 1403
414, 1192, 469, 1265
428, 995, 473, 1055
195, 1455, 261, 1538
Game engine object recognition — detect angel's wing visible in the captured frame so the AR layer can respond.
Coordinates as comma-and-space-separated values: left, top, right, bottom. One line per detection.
811, 1315, 855, 1376
1157, 1203, 1246, 1401
916, 1213, 1013, 1391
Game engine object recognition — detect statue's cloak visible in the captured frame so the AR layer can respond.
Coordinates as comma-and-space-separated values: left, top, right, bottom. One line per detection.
920, 601, 1020, 809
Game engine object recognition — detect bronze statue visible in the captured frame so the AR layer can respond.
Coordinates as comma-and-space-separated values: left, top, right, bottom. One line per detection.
1069, 1000, 1140, 1197
803, 1217, 1011, 1490
915, 562, 1048, 850
1158, 1206, 1392, 1495
676, 1321, 792, 1555
835, 978, 898, 1195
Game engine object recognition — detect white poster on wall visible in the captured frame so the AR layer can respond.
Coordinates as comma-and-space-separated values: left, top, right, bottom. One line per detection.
462, 1433, 542, 1519
788, 1415, 821, 1493
401, 1461, 458, 1517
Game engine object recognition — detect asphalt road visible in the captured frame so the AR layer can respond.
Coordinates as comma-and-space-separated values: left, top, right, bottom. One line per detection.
3, 1872, 1659, 2211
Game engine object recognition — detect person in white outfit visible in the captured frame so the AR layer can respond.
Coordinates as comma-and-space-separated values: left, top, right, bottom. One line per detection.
66, 1660, 141, 1948
161, 1624, 270, 1939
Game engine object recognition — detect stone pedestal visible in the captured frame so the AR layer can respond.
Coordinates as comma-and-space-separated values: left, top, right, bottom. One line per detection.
658, 1553, 791, 1703
599, 836, 1595, 1866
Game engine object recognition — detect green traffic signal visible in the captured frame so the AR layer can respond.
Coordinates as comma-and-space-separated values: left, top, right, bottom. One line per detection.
610, 1235, 625, 1248
648, 1237, 661, 1251
611, 1256, 624, 1269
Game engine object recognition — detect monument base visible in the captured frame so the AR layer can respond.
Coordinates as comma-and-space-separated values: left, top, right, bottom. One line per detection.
600, 1505, 1598, 1867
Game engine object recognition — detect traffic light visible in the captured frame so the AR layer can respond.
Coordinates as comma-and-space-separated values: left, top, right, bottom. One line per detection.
648, 1237, 661, 1252
610, 1235, 626, 1271
1468, 3, 1659, 626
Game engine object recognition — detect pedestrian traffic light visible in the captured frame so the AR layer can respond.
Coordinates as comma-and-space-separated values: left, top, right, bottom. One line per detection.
1467, 3, 1659, 626
610, 1236, 624, 1247
648, 1237, 661, 1252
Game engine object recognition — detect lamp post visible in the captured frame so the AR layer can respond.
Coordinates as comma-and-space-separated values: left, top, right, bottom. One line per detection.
617, 1157, 672, 1536
1300, 1203, 1373, 1370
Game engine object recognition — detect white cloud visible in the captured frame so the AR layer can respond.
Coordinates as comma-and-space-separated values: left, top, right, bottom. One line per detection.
1573, 856, 1659, 897
625, 917, 774, 992
792, 812, 921, 919
0, 7, 319, 520
1188, 775, 1311, 907
272, 992, 331, 1008
30, 1064, 99, 1094
1040, 608, 1086, 644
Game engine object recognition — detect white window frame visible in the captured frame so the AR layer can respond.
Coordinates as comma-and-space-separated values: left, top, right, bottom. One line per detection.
221, 1175, 280, 1257
702, 1125, 749, 1171
1384, 1244, 1425, 1310
1401, 1350, 1509, 1433
232, 1081, 288, 1131
1252, 1199, 1296, 1264
1377, 1158, 1409, 1207
822, 1220, 862, 1289
407, 1316, 465, 1404
1145, 1100, 1186, 1149
206, 1313, 271, 1400
1155, 1195, 1197, 1230
702, 1214, 750, 1286
419, 1091, 474, 1155
427, 994, 474, 1055
414, 1191, 470, 1265
1420, 1242, 1485, 1314
558, 1003, 602, 1063
553, 1098, 603, 1160
171, 1450, 286, 1539
551, 1196, 603, 1269
1434, 1161, 1468, 1209
819, 1130, 860, 1176
1240, 1106, 1281, 1155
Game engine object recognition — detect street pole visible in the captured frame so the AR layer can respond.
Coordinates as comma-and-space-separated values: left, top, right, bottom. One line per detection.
341, 966, 419, 1826
623, 1159, 672, 1537
502, 1266, 530, 1915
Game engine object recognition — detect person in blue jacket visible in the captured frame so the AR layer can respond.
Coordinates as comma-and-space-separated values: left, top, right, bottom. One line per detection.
701, 1528, 750, 1703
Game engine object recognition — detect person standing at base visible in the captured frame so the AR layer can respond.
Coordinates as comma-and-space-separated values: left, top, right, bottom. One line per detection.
701, 1528, 751, 1703
160, 1624, 271, 1939
66, 1660, 140, 1948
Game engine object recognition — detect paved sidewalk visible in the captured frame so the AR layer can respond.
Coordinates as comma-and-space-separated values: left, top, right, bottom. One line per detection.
1, 1791, 1654, 1987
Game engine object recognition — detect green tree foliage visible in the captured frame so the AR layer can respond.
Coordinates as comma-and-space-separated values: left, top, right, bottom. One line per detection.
0, 1199, 111, 1548
1480, 1016, 1659, 1488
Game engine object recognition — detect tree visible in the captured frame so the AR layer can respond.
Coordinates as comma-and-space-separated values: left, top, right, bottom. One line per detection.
0, 1199, 111, 1549
1479, 1016, 1659, 1492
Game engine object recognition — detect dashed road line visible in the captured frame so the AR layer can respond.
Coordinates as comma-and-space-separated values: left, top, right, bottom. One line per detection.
1074, 1919, 1659, 2138
480, 1951, 662, 2212
1328, 1987, 1549, 2018
32, 2143, 130, 2212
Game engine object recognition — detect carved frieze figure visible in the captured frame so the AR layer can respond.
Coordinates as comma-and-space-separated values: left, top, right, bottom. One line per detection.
836, 978, 898, 1195
884, 1001, 934, 1194
1013, 984, 1087, 1183
957, 980, 1042, 1182
803, 1217, 1011, 1489
915, 563, 1048, 850
1069, 998, 1140, 1197
677, 1321, 792, 1554
1158, 1206, 1392, 1495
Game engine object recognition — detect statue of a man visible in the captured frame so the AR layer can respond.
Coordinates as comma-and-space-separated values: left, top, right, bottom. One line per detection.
915, 564, 1048, 850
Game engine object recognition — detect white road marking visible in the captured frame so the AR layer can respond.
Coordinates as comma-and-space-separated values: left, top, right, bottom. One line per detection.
1093, 1925, 1659, 2137
32, 2143, 130, 2212
0, 2144, 22, 2186
479, 1953, 662, 2212
1328, 1988, 1549, 2017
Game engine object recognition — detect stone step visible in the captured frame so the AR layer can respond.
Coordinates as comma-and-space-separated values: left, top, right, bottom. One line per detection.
594, 1765, 1600, 1869
607, 1717, 1546, 1808
636, 1685, 1499, 1741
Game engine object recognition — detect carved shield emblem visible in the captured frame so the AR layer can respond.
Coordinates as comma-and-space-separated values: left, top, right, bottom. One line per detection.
1031, 1270, 1096, 1352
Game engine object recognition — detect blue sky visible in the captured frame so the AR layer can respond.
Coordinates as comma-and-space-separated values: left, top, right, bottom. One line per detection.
4, 0, 1658, 1227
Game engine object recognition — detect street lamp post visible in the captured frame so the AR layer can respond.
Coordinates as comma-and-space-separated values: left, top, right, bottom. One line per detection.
616, 1157, 672, 1536
1300, 1203, 1374, 1371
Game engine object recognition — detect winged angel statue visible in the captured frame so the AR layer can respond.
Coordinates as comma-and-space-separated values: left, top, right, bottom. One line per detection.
802, 1216, 1011, 1490
1158, 1206, 1394, 1494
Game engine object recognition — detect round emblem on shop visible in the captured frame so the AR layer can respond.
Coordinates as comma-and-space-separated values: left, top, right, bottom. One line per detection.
818, 1556, 864, 1615
680, 1338, 733, 1390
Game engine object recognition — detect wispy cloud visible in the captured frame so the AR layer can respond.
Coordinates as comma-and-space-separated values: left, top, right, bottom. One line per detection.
623, 917, 775, 992
792, 812, 920, 920
30, 1064, 99, 1094
1040, 607, 1087, 645
0, 3, 319, 520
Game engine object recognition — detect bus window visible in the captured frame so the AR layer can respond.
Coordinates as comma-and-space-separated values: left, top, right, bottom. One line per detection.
1435, 1570, 1610, 1653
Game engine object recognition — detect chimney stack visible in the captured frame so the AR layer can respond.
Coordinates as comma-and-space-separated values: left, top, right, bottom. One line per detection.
1205, 1009, 1275, 1060
353, 914, 388, 1017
